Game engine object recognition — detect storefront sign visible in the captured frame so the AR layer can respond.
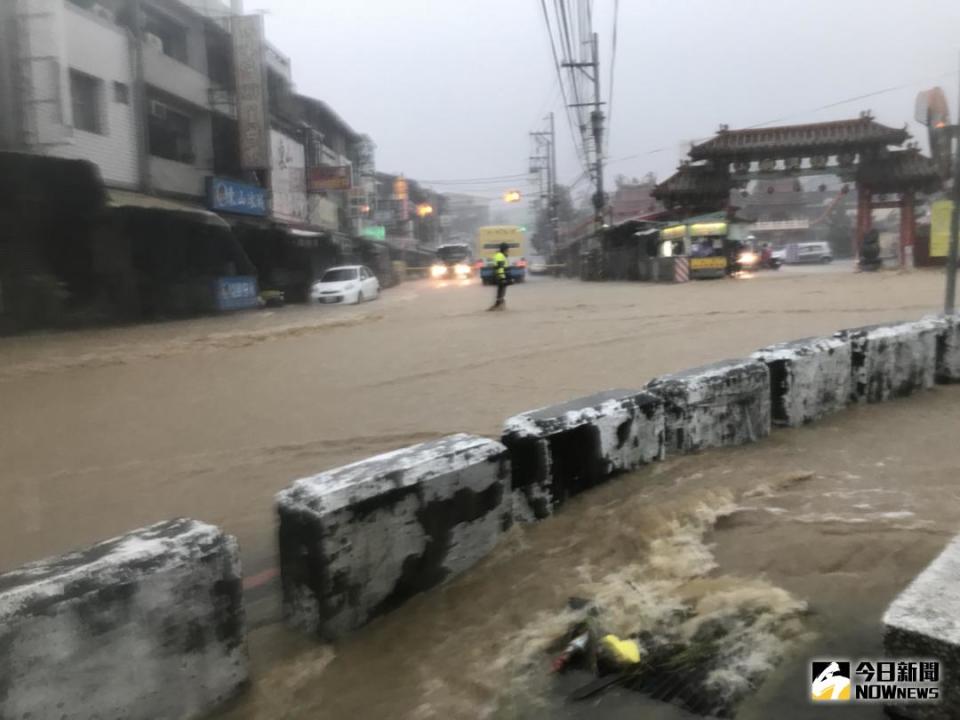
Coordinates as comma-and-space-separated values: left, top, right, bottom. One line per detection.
207, 177, 267, 216
307, 166, 351, 191
361, 225, 386, 241
690, 256, 728, 270
689, 222, 727, 237
213, 276, 259, 311
308, 194, 339, 230
661, 225, 686, 240
930, 199, 952, 257
231, 15, 270, 169
271, 129, 307, 223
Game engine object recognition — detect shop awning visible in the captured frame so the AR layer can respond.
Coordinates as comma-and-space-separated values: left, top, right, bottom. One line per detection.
107, 189, 228, 228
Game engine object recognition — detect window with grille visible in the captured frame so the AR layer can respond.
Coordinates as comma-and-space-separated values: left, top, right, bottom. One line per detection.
70, 69, 103, 134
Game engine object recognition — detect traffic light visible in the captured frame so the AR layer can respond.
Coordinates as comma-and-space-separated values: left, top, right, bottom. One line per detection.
503, 190, 522, 203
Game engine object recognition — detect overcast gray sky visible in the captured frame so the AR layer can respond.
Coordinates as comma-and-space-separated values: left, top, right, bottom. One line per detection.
249, 0, 960, 200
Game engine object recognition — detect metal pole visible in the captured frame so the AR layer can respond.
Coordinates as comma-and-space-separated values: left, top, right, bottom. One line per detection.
946, 51, 960, 315
549, 111, 558, 257
591, 32, 605, 233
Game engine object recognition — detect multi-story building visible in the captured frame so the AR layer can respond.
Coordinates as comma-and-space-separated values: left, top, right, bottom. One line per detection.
0, 0, 243, 199
0, 0, 374, 240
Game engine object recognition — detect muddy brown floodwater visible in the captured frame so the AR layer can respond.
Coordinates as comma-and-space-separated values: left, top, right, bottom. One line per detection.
1, 264, 957, 717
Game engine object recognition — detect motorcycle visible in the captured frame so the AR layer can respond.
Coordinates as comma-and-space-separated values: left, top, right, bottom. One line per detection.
736, 249, 781, 272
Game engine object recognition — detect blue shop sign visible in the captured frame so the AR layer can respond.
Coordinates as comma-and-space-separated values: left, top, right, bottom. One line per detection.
207, 177, 268, 216
214, 276, 259, 311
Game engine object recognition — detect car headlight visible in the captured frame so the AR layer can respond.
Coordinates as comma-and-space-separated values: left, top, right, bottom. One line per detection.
344, 283, 357, 290
431, 264, 448, 278
454, 263, 470, 276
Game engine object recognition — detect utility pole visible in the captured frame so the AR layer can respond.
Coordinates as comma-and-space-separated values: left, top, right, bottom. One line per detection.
549, 111, 558, 257
563, 34, 606, 236
531, 116, 556, 257
590, 32, 605, 232
946, 51, 960, 315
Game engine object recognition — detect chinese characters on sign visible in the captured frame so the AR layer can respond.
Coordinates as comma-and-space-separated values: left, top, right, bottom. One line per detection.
231, 15, 269, 169
207, 177, 267, 216
270, 130, 307, 223
307, 166, 352, 192
213, 276, 259, 312
810, 659, 940, 704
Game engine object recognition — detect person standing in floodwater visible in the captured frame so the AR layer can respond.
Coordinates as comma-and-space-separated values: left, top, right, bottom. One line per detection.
488, 242, 510, 311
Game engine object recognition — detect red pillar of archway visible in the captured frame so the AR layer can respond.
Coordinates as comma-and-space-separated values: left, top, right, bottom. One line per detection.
855, 184, 872, 258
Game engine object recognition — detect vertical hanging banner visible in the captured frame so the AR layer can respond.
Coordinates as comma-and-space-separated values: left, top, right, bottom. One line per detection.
232, 15, 270, 169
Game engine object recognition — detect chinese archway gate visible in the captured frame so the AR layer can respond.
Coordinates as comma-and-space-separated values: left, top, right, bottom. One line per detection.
652, 112, 943, 264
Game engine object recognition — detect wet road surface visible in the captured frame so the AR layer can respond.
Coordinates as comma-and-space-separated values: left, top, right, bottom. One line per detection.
1, 265, 955, 717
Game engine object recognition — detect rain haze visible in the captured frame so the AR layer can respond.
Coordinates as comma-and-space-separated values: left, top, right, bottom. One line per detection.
251, 0, 960, 193
5, 0, 960, 718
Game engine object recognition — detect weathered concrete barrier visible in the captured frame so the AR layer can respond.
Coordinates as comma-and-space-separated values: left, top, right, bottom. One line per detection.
0, 519, 247, 720
502, 389, 664, 521
935, 314, 960, 383
840, 319, 943, 403
752, 336, 851, 426
646, 359, 770, 453
883, 534, 960, 719
277, 433, 510, 639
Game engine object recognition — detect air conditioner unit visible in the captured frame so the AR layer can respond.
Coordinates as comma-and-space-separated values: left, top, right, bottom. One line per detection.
148, 100, 167, 119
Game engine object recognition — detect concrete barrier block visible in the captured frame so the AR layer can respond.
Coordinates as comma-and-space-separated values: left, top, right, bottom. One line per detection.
646, 359, 770, 454
0, 519, 247, 720
935, 314, 960, 383
277, 433, 510, 639
502, 389, 664, 521
839, 319, 943, 403
883, 534, 960, 719
752, 336, 851, 426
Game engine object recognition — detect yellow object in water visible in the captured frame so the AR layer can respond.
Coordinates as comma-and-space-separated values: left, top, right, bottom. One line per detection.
600, 634, 641, 666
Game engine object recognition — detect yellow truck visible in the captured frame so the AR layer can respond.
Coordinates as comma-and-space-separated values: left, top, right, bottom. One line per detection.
475, 226, 527, 284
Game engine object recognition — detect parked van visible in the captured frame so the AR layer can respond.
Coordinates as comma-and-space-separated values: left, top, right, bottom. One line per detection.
784, 241, 833, 264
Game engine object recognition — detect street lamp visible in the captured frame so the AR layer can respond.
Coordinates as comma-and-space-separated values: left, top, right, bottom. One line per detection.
503, 190, 522, 203
416, 203, 434, 217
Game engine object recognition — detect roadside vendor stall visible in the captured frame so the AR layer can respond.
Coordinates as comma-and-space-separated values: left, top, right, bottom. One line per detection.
658, 213, 750, 279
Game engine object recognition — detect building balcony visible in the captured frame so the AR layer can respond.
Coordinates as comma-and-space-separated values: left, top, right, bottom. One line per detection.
143, 45, 212, 110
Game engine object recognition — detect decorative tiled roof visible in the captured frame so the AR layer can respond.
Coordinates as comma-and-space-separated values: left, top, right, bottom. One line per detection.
856, 149, 943, 194
690, 116, 908, 161
652, 163, 732, 203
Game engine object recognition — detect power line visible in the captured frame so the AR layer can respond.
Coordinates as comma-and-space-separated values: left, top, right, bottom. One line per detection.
418, 172, 529, 185
607, 70, 960, 167
530, 74, 561, 127
606, 0, 619, 157
539, 0, 591, 177
556, 0, 587, 149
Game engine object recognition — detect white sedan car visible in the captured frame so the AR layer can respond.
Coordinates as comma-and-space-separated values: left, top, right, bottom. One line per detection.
310, 265, 380, 305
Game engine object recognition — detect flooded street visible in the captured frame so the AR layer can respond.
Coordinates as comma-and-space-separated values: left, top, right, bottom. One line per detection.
218, 384, 960, 720
2, 266, 957, 717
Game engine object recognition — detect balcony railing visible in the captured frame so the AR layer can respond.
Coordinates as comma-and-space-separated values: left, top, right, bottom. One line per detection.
143, 46, 211, 109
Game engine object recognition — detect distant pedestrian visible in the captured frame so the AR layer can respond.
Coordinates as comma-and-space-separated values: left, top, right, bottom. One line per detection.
488, 242, 510, 311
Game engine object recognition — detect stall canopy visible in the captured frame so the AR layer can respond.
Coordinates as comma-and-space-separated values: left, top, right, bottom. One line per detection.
107, 190, 228, 228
